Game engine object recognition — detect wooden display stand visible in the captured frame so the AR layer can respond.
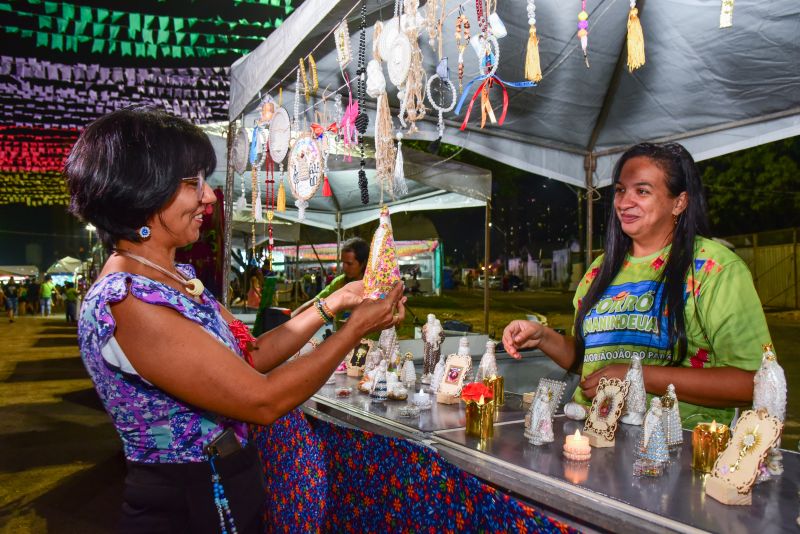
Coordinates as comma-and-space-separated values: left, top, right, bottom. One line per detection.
582, 377, 630, 448
435, 352, 471, 405
705, 409, 783, 506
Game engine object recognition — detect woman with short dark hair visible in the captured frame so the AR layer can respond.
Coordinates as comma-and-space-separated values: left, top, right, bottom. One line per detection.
66, 108, 405, 533
503, 142, 771, 426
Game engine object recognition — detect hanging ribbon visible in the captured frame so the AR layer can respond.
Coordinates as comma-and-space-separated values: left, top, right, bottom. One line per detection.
455, 74, 534, 130
311, 122, 339, 139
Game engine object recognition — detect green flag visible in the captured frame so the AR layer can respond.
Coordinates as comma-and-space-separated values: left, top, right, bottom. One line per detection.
44, 1, 57, 15
92, 23, 104, 37
121, 41, 132, 56
147, 43, 157, 58
142, 29, 153, 44
91, 39, 105, 53
97, 8, 109, 23
157, 29, 169, 44
159, 16, 169, 31
36, 31, 48, 47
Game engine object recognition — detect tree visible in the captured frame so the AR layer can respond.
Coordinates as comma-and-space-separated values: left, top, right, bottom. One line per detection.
699, 138, 800, 236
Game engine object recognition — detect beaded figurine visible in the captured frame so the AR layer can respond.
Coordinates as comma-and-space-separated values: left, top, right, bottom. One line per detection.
525, 382, 555, 446
475, 340, 498, 382
661, 384, 683, 449
421, 314, 444, 383
430, 350, 446, 394
620, 352, 646, 426
370, 360, 389, 402
753, 343, 787, 478
633, 397, 669, 477
363, 206, 402, 300
401, 352, 417, 389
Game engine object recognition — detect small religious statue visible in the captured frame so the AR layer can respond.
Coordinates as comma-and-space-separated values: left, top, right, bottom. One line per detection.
525, 382, 555, 445
620, 353, 646, 426
430, 351, 446, 394
753, 343, 787, 479
661, 384, 683, 449
370, 360, 389, 402
421, 314, 445, 384
636, 398, 669, 465
364, 343, 384, 375
401, 352, 417, 389
475, 340, 498, 381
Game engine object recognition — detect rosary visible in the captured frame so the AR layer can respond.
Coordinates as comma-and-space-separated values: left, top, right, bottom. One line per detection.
356, 0, 369, 204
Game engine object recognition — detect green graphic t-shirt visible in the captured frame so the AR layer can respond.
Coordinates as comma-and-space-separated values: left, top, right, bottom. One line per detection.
572, 236, 770, 427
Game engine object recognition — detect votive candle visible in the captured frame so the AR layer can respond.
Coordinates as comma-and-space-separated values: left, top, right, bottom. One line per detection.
563, 429, 591, 461
691, 420, 731, 473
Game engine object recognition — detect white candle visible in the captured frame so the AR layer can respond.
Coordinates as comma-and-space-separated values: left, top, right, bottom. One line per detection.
563, 429, 591, 460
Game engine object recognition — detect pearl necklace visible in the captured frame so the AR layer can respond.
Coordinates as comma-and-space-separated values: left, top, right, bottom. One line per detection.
115, 249, 205, 297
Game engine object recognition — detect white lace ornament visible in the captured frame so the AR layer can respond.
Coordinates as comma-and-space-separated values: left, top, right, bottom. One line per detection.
366, 59, 386, 99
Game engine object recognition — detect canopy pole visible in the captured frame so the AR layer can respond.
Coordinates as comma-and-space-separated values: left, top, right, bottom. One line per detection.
584, 154, 596, 268
484, 200, 491, 334
222, 120, 236, 307
336, 211, 342, 275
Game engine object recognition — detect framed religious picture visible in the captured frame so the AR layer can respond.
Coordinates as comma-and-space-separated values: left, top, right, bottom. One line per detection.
436, 352, 471, 405
287, 132, 323, 220
346, 339, 373, 377
706, 409, 783, 505
583, 377, 630, 448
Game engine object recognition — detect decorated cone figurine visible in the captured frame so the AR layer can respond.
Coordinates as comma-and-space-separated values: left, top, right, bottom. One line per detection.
364, 344, 384, 375
661, 384, 683, 449
401, 352, 417, 389
362, 206, 402, 299
636, 398, 669, 464
753, 343, 787, 478
620, 353, 646, 425
421, 314, 444, 383
370, 360, 389, 402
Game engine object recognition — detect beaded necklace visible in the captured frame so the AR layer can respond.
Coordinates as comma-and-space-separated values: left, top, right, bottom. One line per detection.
356, 0, 369, 204
114, 249, 205, 297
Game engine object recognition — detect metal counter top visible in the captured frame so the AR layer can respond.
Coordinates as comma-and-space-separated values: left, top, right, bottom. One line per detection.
304, 375, 799, 534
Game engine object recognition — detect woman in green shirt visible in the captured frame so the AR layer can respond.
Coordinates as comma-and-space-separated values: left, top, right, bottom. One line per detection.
503, 142, 770, 425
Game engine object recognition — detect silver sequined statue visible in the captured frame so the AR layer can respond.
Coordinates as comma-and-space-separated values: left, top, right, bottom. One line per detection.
661, 384, 683, 448
753, 344, 787, 479
421, 314, 444, 383
620, 353, 646, 425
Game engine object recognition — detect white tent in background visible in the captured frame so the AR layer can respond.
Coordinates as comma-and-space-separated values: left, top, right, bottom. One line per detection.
46, 256, 83, 275
0, 265, 39, 278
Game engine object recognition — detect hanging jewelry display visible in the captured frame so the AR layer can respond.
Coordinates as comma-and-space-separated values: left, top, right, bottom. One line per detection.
299, 56, 310, 103
577, 0, 590, 68
626, 1, 645, 72
454, 8, 470, 92
269, 107, 291, 213
356, 0, 369, 204
378, 16, 400, 63
334, 19, 352, 67
308, 54, 319, 98
425, 0, 447, 59
719, 0, 734, 28
263, 147, 276, 268
397, 0, 426, 133
426, 58, 457, 142
393, 132, 407, 196
525, 0, 542, 82
287, 133, 323, 221
292, 69, 302, 137
454, 33, 535, 131
387, 30, 412, 88
231, 126, 249, 212
371, 23, 398, 198
249, 126, 267, 223
311, 95, 337, 198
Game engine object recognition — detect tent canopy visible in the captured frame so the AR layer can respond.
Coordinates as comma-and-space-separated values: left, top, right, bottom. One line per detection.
0, 265, 39, 278
229, 0, 800, 189
46, 256, 83, 274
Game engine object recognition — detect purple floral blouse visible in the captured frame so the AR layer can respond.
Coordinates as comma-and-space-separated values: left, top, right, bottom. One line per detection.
77, 265, 248, 463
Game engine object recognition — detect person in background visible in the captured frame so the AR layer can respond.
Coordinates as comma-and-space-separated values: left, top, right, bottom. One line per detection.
3, 277, 19, 322
40, 275, 55, 317
246, 266, 263, 312
503, 142, 770, 427
27, 278, 40, 316
64, 281, 79, 324
292, 237, 369, 327
65, 108, 405, 532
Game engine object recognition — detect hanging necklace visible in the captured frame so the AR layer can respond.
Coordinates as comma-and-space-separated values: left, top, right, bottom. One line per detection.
115, 249, 205, 297
356, 0, 369, 204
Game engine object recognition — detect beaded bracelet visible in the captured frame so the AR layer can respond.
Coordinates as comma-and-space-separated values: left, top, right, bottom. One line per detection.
318, 297, 335, 319
314, 299, 333, 325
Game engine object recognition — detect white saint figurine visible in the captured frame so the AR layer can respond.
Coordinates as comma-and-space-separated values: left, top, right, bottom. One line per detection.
475, 341, 498, 382
753, 344, 787, 478
526, 383, 554, 445
364, 344, 384, 375
636, 397, 669, 464
421, 314, 444, 384
620, 353, 646, 425
661, 384, 683, 448
370, 360, 389, 402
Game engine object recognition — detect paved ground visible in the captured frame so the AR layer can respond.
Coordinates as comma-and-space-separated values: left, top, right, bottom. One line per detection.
1, 292, 797, 532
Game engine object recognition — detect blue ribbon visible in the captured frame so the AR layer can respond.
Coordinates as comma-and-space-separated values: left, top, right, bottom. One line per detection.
455, 74, 536, 116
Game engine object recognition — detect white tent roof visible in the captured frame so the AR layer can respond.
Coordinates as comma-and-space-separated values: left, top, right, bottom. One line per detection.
229, 0, 800, 189
0, 265, 39, 278
46, 256, 83, 274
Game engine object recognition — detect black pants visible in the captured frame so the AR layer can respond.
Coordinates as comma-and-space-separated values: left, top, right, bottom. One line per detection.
119, 443, 265, 534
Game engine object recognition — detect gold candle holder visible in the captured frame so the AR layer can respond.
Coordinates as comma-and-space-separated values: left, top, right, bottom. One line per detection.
465, 399, 495, 439
483, 375, 505, 406
691, 421, 731, 473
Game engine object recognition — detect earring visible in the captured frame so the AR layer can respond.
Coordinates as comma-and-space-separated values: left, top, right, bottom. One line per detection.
673, 214, 679, 226
138, 225, 151, 239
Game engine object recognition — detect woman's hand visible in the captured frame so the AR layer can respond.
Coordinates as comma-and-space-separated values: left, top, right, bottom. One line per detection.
580, 363, 629, 399
326, 280, 365, 313
501, 320, 546, 359
346, 283, 406, 336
